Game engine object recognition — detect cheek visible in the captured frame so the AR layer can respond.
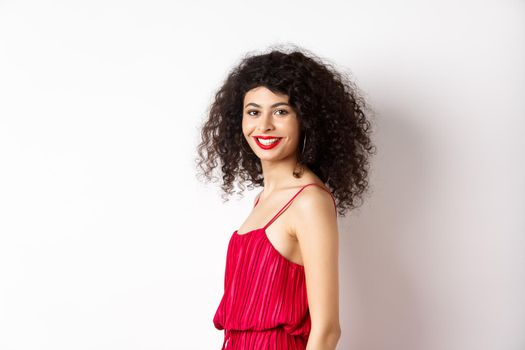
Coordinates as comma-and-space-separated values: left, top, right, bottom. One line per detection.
242, 118, 255, 137
241, 117, 249, 132
284, 121, 301, 139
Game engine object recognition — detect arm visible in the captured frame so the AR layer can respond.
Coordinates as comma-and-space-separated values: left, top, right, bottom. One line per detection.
293, 187, 341, 350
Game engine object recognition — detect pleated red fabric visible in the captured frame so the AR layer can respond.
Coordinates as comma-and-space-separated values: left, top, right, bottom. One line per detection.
213, 183, 337, 349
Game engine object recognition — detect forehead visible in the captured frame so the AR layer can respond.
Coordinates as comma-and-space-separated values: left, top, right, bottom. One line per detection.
243, 86, 289, 102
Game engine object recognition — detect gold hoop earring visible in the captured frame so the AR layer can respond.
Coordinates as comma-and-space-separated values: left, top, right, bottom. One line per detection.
301, 131, 307, 155
293, 131, 307, 178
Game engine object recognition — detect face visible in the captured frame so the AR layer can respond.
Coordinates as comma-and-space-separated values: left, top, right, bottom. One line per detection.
242, 86, 301, 162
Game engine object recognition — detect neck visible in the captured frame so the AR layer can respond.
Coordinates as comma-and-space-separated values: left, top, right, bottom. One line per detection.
260, 154, 305, 193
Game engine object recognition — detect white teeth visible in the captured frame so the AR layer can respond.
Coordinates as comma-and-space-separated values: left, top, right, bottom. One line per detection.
257, 138, 280, 145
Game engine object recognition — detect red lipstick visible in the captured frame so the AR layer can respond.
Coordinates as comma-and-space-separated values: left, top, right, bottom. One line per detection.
253, 136, 282, 150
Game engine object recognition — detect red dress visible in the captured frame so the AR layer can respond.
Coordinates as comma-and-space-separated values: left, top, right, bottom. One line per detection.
213, 183, 337, 349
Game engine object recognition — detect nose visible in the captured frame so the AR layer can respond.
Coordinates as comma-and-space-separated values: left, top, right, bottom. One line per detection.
256, 112, 274, 131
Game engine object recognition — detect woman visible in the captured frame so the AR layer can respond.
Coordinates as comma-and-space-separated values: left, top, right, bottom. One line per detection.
196, 45, 375, 350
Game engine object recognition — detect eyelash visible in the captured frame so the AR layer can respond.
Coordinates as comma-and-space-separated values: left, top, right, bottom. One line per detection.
247, 109, 288, 117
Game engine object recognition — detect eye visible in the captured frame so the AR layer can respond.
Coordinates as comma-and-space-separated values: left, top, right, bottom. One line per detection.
246, 109, 288, 117
275, 109, 288, 116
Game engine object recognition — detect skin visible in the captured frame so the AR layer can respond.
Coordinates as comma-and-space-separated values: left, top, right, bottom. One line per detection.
239, 86, 341, 350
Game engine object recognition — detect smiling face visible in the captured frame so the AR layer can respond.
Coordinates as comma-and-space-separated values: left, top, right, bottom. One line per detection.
242, 86, 301, 162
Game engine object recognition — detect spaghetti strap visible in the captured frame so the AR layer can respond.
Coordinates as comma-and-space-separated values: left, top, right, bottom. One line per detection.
254, 193, 261, 208
262, 183, 337, 230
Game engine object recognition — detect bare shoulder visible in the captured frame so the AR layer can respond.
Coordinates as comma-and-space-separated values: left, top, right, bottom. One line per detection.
289, 184, 338, 239
290, 183, 341, 333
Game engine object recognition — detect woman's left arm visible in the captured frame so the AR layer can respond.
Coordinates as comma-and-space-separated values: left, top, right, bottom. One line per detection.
293, 187, 341, 350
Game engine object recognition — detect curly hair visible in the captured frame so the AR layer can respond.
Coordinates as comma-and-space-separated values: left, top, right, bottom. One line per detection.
195, 44, 376, 216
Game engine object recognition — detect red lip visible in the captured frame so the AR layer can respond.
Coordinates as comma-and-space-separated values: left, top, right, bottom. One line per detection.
252, 136, 282, 150
253, 135, 281, 139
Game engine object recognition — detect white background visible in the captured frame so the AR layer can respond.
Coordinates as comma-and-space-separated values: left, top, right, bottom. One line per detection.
0, 1, 523, 349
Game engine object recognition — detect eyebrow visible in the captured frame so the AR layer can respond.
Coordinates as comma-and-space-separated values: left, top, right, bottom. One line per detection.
244, 102, 290, 109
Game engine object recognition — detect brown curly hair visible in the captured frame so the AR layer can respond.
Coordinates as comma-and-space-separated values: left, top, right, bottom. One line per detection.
195, 44, 376, 216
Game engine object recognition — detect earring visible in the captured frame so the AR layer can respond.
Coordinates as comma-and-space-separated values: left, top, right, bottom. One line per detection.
293, 131, 307, 178
301, 131, 307, 156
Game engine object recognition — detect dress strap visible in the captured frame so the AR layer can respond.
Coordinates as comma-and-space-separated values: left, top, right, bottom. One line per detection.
262, 183, 337, 230
253, 193, 262, 208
